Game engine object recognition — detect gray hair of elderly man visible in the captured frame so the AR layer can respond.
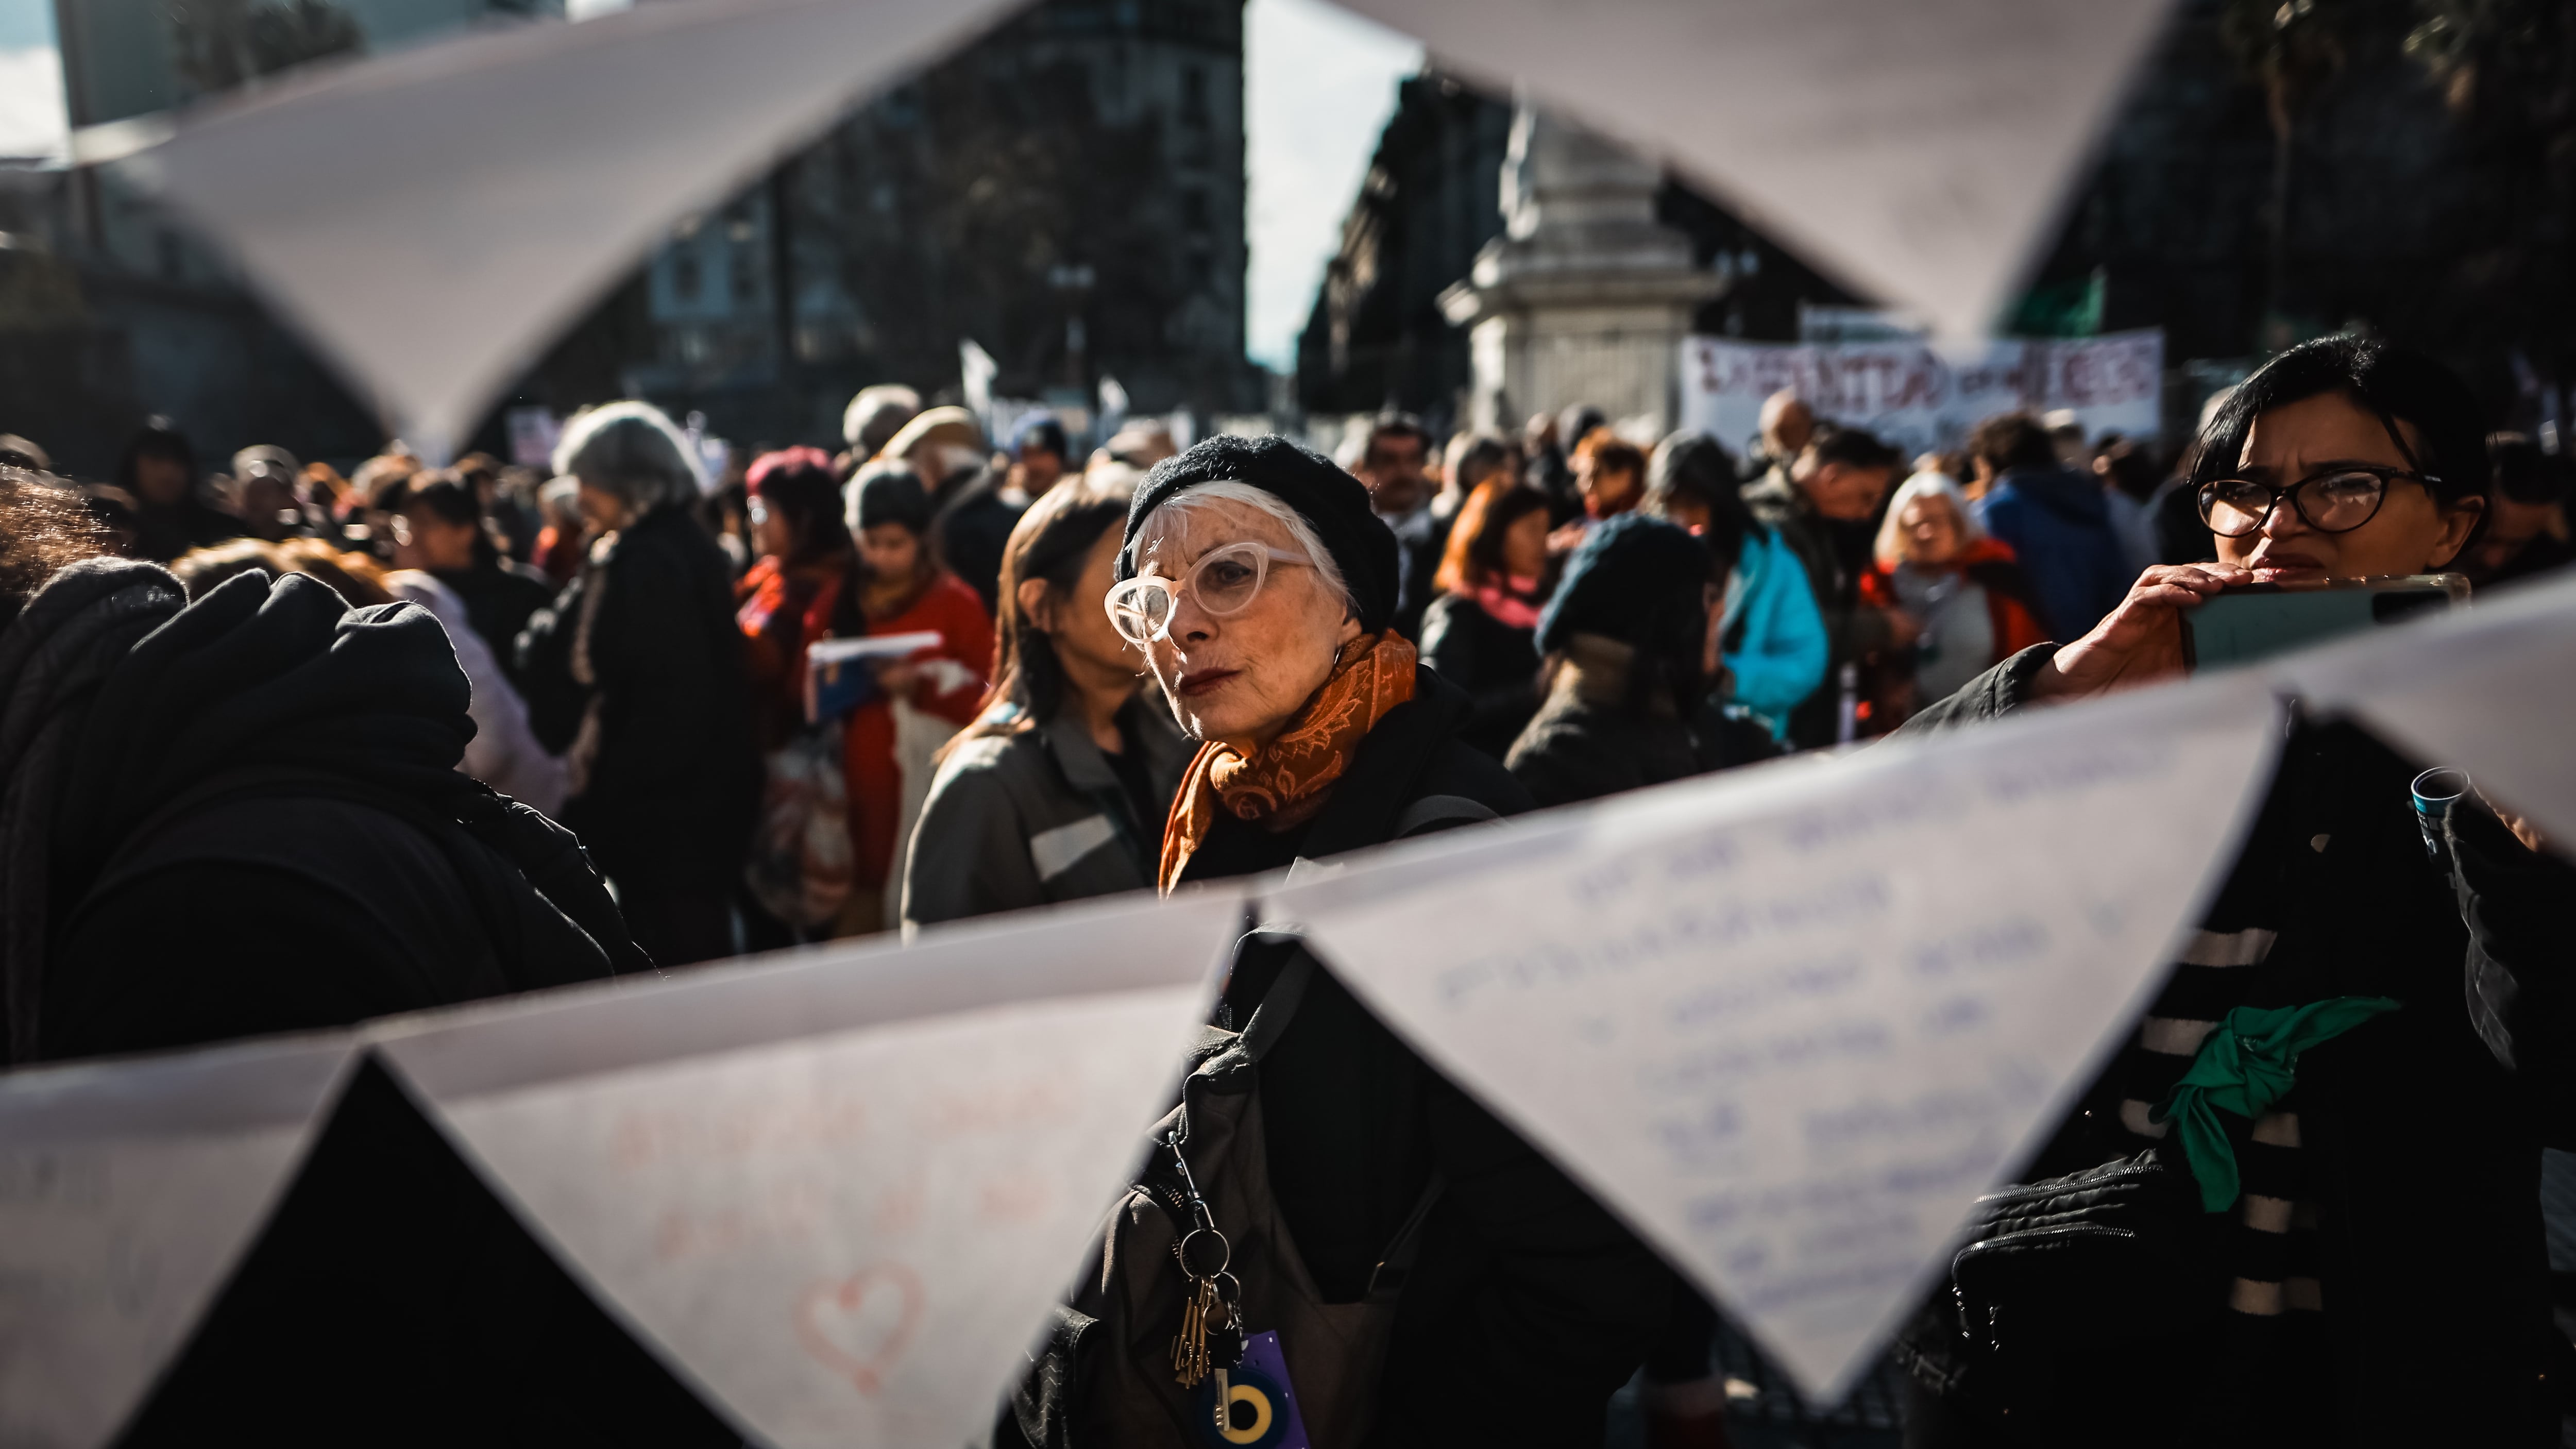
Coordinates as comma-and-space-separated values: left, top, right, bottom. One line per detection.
1132, 479, 1355, 620
843, 384, 922, 455
552, 400, 702, 514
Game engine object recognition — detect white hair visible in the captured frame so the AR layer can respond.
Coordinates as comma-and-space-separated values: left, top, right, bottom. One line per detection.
1874, 469, 1986, 569
552, 400, 702, 514
842, 384, 922, 451
1134, 480, 1353, 617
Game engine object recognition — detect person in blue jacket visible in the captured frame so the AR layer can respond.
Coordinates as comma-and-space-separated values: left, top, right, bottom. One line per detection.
1640, 430, 1827, 745
1967, 410, 2131, 639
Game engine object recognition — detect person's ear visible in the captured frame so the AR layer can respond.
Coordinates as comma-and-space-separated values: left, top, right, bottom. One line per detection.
1015, 575, 1054, 632
1337, 611, 1365, 647
2428, 495, 2486, 569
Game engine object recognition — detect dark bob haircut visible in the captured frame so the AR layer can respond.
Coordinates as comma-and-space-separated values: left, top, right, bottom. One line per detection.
2188, 334, 2489, 514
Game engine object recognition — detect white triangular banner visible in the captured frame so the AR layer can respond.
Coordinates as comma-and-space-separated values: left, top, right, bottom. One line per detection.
111, 0, 1025, 455
2273, 570, 2576, 844
1262, 669, 2281, 1401
1338, 0, 2174, 337
104, 0, 2176, 452
0, 1034, 359, 1449
369, 887, 1243, 1448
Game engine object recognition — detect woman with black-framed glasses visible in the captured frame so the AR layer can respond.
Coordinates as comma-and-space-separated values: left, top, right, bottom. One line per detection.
1891, 335, 2573, 1446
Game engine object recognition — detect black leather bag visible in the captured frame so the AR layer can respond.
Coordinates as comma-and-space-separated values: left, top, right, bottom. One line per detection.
1896, 1151, 2214, 1447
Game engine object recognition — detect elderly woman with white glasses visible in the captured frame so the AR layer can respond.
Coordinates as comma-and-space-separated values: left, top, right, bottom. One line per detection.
1017, 436, 1671, 1447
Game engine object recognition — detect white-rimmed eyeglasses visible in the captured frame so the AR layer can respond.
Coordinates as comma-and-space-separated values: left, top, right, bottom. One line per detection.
1104, 541, 1310, 645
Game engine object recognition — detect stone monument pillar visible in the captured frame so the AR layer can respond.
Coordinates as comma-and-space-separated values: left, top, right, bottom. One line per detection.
1438, 104, 1724, 437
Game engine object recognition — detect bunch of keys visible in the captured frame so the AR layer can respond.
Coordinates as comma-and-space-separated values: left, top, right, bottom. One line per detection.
1164, 1131, 1246, 1388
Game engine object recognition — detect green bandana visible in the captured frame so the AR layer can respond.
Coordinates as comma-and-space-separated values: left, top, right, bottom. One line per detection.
2154, 996, 2402, 1213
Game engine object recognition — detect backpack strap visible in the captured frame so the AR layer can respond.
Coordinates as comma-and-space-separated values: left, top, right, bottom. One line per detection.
1392, 793, 1499, 839
1364, 1170, 1448, 1302
1234, 939, 1313, 1064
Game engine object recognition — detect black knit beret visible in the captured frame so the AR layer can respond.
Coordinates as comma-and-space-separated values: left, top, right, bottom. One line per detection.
1537, 513, 1713, 658
1116, 434, 1400, 634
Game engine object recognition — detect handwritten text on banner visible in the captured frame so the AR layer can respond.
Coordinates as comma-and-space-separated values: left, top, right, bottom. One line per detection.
1681, 330, 2163, 458
1269, 672, 2280, 1400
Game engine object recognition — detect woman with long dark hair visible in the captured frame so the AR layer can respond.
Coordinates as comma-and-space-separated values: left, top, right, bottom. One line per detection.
1417, 477, 1552, 758
901, 470, 1190, 926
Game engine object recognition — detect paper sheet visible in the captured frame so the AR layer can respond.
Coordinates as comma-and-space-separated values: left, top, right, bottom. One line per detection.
0, 1035, 358, 1449
1263, 670, 2281, 1401
370, 886, 1244, 1448
104, 0, 2175, 452
111, 0, 1024, 454
1338, 0, 2176, 338
2272, 569, 2576, 845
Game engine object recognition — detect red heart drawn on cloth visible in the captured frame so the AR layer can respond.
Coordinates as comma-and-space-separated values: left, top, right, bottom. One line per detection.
793, 1262, 927, 1396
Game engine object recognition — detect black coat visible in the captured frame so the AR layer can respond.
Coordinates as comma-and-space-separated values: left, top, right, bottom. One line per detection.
1899, 647, 2576, 1445
1180, 665, 1674, 1447
430, 559, 555, 678
932, 466, 1028, 615
1, 562, 710, 1441
1505, 698, 1703, 809
517, 504, 759, 889
18, 564, 639, 1063
1418, 591, 1541, 761
131, 495, 244, 564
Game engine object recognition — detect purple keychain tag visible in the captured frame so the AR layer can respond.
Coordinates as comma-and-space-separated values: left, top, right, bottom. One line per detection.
1193, 1329, 1310, 1448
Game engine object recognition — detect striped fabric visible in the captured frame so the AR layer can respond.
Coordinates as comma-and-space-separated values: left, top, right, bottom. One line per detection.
2109, 927, 2323, 1320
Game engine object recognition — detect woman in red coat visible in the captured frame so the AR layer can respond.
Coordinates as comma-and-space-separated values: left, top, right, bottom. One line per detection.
835, 461, 992, 931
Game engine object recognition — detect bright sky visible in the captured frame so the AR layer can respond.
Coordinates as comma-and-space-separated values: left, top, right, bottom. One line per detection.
0, 0, 63, 161
1243, 0, 1421, 374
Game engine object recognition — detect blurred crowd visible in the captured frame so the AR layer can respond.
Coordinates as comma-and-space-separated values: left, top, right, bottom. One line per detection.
1, 370, 2570, 970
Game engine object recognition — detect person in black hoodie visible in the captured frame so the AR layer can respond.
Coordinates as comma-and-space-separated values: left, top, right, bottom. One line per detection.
1897, 335, 2576, 1447
517, 401, 760, 967
0, 465, 737, 1444
0, 465, 642, 1064
1015, 436, 1670, 1448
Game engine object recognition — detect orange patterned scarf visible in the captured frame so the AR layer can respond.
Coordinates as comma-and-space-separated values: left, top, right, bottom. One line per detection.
1158, 633, 1417, 892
